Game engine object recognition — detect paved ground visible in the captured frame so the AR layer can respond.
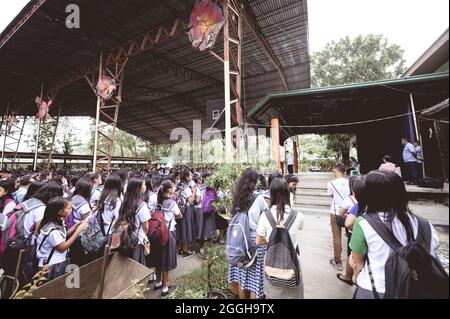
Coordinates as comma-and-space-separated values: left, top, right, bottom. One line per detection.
409, 201, 449, 226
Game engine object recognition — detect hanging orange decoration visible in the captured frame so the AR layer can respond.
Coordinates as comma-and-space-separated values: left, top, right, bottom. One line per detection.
96, 76, 117, 100
188, 0, 225, 51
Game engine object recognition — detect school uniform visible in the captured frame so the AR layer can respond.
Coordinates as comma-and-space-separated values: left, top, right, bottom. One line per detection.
90, 186, 103, 208
69, 195, 92, 266
148, 199, 180, 271
129, 202, 150, 265
194, 185, 216, 241
228, 192, 268, 299
177, 183, 196, 244
13, 187, 28, 204
36, 222, 69, 281
147, 191, 158, 212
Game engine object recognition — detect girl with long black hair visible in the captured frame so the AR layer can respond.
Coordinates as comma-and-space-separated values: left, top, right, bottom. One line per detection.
349, 170, 440, 299
194, 171, 216, 255
96, 173, 123, 237
0, 179, 16, 215
116, 177, 150, 265
227, 168, 268, 300
256, 177, 304, 299
36, 197, 88, 281
148, 180, 182, 297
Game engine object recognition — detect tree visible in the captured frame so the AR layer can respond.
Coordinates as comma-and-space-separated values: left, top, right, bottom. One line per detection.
311, 34, 406, 87
57, 119, 81, 165
311, 34, 407, 163
25, 118, 58, 154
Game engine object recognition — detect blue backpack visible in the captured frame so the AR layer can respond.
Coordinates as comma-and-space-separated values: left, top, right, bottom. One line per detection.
226, 194, 258, 268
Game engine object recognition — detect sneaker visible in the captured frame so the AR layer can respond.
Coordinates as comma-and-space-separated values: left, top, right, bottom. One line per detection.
218, 239, 225, 245
199, 248, 206, 255
330, 258, 343, 271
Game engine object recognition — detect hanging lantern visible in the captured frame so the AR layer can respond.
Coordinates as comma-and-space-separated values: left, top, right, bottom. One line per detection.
188, 0, 225, 51
96, 76, 117, 100
35, 97, 53, 120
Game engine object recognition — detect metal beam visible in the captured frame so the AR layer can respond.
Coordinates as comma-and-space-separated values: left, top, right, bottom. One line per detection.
13, 11, 191, 107
0, 0, 47, 49
229, 0, 289, 91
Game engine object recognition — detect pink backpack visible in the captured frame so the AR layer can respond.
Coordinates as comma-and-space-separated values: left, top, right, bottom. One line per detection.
0, 199, 45, 264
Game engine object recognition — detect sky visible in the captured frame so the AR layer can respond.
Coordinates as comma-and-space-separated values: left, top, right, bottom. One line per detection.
1, 0, 449, 152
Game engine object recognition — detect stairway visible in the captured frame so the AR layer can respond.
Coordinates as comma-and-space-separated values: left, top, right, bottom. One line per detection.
294, 172, 333, 215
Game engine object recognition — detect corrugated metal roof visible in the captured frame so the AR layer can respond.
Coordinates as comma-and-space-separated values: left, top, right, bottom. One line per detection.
0, 0, 311, 144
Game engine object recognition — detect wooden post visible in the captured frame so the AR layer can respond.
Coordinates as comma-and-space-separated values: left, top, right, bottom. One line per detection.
92, 52, 103, 173
97, 244, 110, 299
293, 136, 299, 174
223, 1, 232, 164
271, 118, 281, 172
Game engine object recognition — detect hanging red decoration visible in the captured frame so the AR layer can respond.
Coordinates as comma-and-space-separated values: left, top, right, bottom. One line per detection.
35, 97, 53, 120
188, 0, 225, 51
96, 76, 117, 100
6, 112, 19, 134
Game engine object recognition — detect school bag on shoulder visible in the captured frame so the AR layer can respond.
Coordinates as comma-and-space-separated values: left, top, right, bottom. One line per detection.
201, 187, 217, 215
148, 200, 172, 246
364, 214, 449, 299
226, 194, 258, 268
110, 202, 145, 255
0, 198, 45, 263
264, 209, 301, 288
80, 207, 115, 255
172, 183, 189, 216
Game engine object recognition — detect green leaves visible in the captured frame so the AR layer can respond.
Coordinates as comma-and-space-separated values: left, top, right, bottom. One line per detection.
311, 34, 406, 88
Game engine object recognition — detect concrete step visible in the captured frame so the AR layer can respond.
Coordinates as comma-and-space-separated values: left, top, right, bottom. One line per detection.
295, 199, 330, 209
296, 190, 329, 197
294, 205, 330, 215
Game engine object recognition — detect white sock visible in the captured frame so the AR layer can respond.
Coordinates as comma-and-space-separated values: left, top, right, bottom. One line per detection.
155, 282, 162, 287
162, 287, 169, 293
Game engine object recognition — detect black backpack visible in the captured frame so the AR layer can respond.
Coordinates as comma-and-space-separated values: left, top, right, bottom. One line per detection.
364, 214, 449, 299
263, 210, 301, 288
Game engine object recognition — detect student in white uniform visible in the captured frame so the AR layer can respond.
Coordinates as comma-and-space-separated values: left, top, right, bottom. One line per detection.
69, 178, 93, 266
96, 173, 123, 237
13, 175, 34, 204
88, 173, 103, 210
149, 180, 182, 297
36, 197, 89, 281
117, 177, 150, 265
146, 174, 162, 212
177, 168, 196, 257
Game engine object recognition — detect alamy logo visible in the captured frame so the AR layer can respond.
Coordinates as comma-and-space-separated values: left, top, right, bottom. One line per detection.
66, 4, 80, 29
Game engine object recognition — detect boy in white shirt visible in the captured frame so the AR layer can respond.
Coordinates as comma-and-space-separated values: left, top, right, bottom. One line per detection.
327, 164, 350, 271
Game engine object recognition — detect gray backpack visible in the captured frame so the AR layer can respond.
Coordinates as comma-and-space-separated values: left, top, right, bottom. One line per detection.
226, 194, 258, 268
264, 209, 301, 288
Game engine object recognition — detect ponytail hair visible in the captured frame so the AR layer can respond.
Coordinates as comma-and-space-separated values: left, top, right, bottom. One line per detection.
157, 180, 173, 206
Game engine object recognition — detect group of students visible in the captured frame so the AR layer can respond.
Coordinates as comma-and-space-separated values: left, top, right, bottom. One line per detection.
327, 164, 447, 299
226, 170, 303, 300
0, 166, 221, 298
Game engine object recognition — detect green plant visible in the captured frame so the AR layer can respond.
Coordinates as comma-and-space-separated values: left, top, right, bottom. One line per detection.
13, 270, 48, 299
131, 279, 150, 299
169, 246, 233, 299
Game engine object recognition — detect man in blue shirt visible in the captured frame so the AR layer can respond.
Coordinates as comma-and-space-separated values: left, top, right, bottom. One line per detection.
402, 137, 418, 184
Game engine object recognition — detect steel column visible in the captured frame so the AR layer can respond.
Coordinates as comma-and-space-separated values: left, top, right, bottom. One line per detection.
410, 94, 426, 178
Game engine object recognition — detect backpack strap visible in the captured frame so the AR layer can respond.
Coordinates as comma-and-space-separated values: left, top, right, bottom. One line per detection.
37, 228, 58, 266
264, 209, 277, 229
284, 210, 298, 231
415, 215, 432, 252
363, 214, 403, 251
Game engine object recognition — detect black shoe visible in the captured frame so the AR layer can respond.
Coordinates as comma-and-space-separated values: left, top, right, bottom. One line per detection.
153, 284, 163, 291
182, 251, 194, 257
161, 285, 176, 298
